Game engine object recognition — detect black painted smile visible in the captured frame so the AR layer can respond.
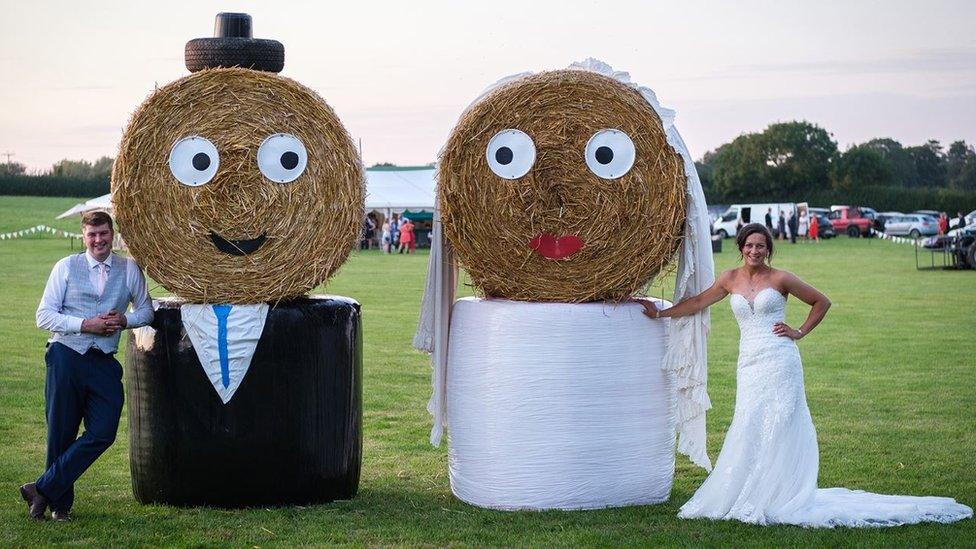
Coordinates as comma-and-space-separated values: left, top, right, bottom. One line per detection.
209, 231, 267, 256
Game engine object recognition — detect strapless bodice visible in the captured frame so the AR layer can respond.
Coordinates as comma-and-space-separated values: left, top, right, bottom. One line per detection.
730, 288, 797, 364
731, 287, 787, 335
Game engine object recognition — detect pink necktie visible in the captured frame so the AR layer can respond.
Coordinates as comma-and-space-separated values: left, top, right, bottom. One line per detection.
98, 263, 108, 296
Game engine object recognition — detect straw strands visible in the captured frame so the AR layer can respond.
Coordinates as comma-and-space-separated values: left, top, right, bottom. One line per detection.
113, 68, 364, 304
439, 69, 686, 302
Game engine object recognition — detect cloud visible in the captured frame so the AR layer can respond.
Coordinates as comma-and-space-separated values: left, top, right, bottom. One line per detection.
732, 47, 976, 76
50, 85, 115, 91
63, 124, 122, 136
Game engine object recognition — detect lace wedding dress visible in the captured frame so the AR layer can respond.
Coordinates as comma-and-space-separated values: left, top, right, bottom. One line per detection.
678, 287, 972, 527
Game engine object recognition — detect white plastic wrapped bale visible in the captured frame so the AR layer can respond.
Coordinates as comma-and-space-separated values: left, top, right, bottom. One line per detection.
446, 297, 675, 510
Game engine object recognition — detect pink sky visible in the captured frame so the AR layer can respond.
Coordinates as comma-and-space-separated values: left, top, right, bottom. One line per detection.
1, 0, 974, 171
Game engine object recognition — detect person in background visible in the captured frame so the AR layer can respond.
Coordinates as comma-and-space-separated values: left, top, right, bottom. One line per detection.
787, 211, 798, 244
398, 217, 415, 254
361, 215, 376, 250
957, 211, 967, 230
390, 213, 401, 253
938, 212, 948, 235
765, 208, 773, 233
798, 210, 809, 243
809, 213, 820, 243
381, 218, 392, 254
777, 211, 787, 240
22, 210, 153, 521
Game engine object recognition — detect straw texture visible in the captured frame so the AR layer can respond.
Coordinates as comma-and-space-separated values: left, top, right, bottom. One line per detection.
439, 69, 686, 302
113, 68, 364, 303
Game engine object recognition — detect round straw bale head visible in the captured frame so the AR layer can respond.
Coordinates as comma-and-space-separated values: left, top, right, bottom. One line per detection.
113, 68, 364, 303
439, 69, 687, 302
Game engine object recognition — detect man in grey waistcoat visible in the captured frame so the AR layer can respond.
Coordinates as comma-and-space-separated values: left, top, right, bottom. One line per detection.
20, 210, 153, 521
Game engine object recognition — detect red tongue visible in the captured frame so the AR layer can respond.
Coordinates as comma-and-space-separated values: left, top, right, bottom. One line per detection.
529, 234, 584, 259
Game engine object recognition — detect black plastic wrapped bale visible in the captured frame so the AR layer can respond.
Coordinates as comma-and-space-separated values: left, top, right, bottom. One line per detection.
126, 296, 362, 507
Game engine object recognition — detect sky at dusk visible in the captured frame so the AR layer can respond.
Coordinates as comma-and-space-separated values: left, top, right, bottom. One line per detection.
1, 0, 974, 171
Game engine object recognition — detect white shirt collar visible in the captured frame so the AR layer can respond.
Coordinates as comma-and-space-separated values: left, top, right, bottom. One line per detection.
85, 250, 114, 269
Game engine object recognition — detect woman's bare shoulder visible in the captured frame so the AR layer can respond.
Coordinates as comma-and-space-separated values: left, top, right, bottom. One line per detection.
716, 268, 740, 287
716, 268, 739, 281
770, 268, 804, 286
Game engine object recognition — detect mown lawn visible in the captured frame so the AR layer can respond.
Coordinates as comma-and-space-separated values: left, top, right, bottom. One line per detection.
1, 195, 974, 547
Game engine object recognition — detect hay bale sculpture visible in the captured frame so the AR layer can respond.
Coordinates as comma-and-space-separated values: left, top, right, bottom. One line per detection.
414, 59, 714, 510
113, 13, 365, 507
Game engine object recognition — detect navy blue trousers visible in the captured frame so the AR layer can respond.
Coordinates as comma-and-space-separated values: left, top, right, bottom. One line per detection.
36, 342, 123, 512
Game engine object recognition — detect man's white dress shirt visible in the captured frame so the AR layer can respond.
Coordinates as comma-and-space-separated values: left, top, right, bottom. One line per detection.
36, 250, 154, 335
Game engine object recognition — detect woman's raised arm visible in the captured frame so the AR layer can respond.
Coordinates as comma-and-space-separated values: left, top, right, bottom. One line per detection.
637, 271, 731, 319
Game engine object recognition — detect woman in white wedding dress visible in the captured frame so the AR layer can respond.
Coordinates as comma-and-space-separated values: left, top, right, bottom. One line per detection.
640, 223, 972, 528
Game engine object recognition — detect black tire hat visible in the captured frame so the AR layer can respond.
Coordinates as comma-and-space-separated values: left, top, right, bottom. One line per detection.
185, 13, 284, 73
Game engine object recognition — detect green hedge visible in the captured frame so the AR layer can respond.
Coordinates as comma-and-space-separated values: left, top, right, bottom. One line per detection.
0, 175, 109, 198
804, 186, 976, 213
706, 185, 976, 213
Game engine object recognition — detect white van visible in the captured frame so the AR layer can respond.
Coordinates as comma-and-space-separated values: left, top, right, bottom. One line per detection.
712, 203, 797, 238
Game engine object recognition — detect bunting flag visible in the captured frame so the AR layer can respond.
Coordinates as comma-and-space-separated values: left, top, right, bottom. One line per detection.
873, 230, 922, 247
0, 224, 83, 240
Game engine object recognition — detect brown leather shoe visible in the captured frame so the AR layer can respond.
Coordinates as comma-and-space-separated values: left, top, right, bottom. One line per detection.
19, 482, 48, 520
52, 509, 72, 522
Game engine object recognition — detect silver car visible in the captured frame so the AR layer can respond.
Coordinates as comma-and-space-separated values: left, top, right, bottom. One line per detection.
884, 214, 939, 238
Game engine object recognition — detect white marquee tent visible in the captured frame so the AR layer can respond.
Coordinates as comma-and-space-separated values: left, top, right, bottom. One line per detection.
56, 166, 438, 220
56, 194, 114, 219
364, 167, 436, 213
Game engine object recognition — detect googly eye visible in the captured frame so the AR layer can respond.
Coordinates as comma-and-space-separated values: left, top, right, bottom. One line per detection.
584, 129, 636, 179
169, 136, 219, 186
486, 129, 536, 179
257, 133, 308, 183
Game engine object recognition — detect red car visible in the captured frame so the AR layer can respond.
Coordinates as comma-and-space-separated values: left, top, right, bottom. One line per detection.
828, 206, 873, 237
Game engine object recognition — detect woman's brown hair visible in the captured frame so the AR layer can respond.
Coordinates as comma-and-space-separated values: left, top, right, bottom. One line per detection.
735, 223, 774, 262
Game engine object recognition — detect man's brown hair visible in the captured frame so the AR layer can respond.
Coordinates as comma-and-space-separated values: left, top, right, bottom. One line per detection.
81, 210, 114, 231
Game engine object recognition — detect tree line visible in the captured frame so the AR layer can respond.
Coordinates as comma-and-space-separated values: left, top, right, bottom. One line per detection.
696, 121, 976, 211
1, 156, 114, 180
0, 157, 115, 197
4, 131, 976, 210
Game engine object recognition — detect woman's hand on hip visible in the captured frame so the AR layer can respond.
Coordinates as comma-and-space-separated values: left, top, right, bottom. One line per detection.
773, 322, 803, 339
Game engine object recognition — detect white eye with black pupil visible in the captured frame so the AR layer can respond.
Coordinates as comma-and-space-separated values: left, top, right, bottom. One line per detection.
169, 136, 219, 186
257, 133, 308, 183
585, 129, 636, 179
486, 129, 535, 179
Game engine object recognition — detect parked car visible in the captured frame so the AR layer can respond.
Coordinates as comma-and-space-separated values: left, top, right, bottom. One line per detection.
812, 214, 836, 239
874, 211, 903, 232
832, 204, 877, 220
712, 202, 797, 238
884, 214, 939, 238
827, 206, 873, 237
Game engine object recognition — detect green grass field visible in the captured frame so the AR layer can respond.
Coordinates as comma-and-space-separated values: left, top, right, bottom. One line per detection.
1, 195, 974, 547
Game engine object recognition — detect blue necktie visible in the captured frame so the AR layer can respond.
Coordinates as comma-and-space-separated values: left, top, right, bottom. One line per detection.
212, 304, 232, 389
